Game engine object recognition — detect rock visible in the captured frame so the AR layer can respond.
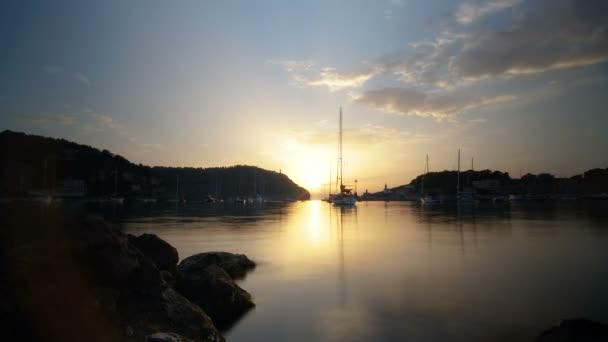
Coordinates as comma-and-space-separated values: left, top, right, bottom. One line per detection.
160, 270, 176, 288
145, 332, 194, 342
161, 288, 224, 342
72, 216, 163, 296
536, 319, 608, 342
129, 234, 179, 274
178, 252, 256, 279
177, 264, 254, 330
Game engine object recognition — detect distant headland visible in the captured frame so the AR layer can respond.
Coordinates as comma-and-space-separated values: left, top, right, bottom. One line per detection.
0, 130, 310, 202
362, 168, 608, 202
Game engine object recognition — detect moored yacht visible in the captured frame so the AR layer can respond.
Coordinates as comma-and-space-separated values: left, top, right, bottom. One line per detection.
331, 108, 357, 206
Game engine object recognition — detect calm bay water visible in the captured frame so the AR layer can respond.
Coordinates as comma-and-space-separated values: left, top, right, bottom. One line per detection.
119, 200, 608, 342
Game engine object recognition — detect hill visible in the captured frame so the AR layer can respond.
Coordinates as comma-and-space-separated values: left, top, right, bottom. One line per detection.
0, 130, 310, 201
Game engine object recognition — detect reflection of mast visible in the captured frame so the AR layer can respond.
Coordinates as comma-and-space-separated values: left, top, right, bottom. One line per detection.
338, 206, 346, 306
457, 205, 465, 256
457, 149, 461, 198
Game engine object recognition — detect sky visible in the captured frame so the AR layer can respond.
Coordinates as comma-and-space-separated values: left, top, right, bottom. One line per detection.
1, 0, 608, 196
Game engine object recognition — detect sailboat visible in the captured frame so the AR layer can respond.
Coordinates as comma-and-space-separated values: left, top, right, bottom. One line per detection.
420, 154, 441, 204
332, 108, 357, 206
457, 149, 474, 202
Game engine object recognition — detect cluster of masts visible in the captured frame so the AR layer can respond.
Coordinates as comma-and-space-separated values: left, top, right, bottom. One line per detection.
419, 149, 475, 204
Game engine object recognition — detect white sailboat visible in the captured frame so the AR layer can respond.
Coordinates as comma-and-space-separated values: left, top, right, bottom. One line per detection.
332, 108, 357, 206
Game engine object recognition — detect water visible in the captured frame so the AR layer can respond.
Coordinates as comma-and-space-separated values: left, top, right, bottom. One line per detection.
117, 200, 608, 342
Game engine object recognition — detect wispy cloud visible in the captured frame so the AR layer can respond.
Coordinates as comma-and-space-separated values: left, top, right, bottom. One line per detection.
269, 59, 378, 91
306, 67, 378, 92
267, 0, 608, 127
455, 0, 521, 24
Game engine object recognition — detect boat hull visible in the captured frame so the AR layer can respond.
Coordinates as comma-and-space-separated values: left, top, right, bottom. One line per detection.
332, 195, 356, 206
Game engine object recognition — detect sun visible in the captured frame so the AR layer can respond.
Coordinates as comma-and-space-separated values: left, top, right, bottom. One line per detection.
306, 173, 324, 191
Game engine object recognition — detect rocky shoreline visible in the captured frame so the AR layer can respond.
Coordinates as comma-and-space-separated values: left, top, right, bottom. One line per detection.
2, 208, 608, 341
0, 211, 256, 341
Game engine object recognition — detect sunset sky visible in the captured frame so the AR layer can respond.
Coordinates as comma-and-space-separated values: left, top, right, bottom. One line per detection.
1, 0, 607, 195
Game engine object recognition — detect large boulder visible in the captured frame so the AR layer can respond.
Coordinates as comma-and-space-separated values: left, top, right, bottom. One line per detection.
160, 288, 224, 342
129, 234, 179, 274
177, 264, 254, 330
72, 216, 163, 296
178, 252, 256, 279
536, 319, 608, 342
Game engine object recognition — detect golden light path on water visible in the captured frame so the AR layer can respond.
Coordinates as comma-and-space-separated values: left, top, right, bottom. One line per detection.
122, 201, 608, 342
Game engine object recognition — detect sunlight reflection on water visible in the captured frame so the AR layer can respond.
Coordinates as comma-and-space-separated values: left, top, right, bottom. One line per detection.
122, 200, 608, 342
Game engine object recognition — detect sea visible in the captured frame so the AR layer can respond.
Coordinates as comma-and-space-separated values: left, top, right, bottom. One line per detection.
116, 199, 608, 342
7, 199, 608, 341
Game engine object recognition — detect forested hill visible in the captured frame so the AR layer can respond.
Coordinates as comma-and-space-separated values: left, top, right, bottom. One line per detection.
0, 130, 310, 200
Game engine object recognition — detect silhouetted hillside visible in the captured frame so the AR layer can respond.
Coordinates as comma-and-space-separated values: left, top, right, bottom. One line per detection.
0, 130, 310, 200
404, 168, 608, 196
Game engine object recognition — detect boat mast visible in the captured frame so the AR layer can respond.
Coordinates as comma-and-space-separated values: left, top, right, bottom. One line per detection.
176, 174, 179, 201
329, 161, 332, 199
457, 149, 460, 197
421, 154, 428, 196
339, 107, 343, 190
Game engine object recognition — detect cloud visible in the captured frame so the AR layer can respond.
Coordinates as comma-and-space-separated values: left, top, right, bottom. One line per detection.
449, 0, 608, 80
269, 59, 377, 91
394, 0, 608, 85
306, 67, 378, 91
354, 87, 515, 120
72, 72, 91, 86
455, 0, 522, 24
282, 0, 607, 92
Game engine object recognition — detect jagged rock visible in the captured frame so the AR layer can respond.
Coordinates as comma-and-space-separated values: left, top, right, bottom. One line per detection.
177, 264, 254, 330
129, 234, 179, 274
161, 288, 224, 342
536, 319, 608, 342
145, 332, 194, 342
178, 252, 256, 279
72, 216, 163, 296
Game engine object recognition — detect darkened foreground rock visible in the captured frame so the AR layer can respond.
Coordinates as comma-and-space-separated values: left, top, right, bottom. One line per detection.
537, 319, 608, 342
178, 252, 256, 279
129, 233, 179, 274
0, 207, 257, 341
177, 253, 256, 330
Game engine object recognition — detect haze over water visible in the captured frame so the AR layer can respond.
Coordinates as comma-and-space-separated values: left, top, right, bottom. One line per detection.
121, 200, 608, 342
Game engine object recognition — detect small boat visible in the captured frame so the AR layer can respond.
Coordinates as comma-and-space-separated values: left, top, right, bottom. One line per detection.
419, 155, 441, 204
